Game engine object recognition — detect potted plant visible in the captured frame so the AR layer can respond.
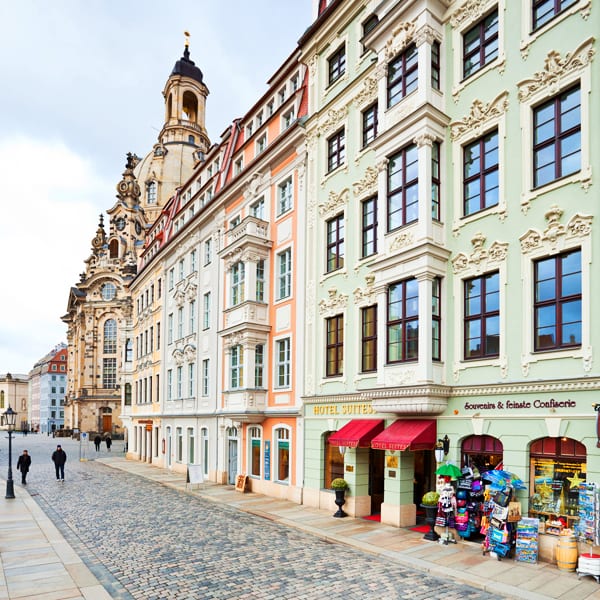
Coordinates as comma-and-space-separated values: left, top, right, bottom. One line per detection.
421, 491, 440, 541
331, 478, 349, 518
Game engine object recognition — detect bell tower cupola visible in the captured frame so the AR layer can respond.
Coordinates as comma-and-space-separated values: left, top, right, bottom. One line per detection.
161, 32, 210, 152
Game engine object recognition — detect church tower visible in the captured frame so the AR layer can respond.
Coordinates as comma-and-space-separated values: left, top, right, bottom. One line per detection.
134, 33, 210, 223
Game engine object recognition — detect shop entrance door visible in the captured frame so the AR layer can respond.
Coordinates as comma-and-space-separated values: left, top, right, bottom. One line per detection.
369, 449, 385, 514
228, 440, 238, 485
413, 450, 434, 508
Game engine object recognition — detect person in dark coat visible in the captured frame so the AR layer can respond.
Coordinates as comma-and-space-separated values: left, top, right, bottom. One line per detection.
105, 436, 112, 452
16, 449, 31, 485
51, 444, 67, 482
94, 434, 102, 451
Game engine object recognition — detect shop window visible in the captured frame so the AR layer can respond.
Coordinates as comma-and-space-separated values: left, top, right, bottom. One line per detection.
324, 432, 344, 489
529, 436, 586, 526
275, 427, 290, 483
249, 427, 262, 477
461, 435, 503, 474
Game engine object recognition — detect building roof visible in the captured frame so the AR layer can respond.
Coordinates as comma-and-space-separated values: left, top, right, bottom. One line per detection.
171, 46, 204, 84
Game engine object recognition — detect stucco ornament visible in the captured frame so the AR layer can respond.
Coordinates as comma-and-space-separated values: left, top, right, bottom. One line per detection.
452, 232, 508, 274
318, 288, 348, 317
384, 22, 416, 61
450, 92, 509, 141
352, 167, 378, 199
317, 106, 348, 137
353, 274, 377, 307
390, 231, 414, 251
319, 188, 349, 219
353, 76, 378, 108
449, 0, 488, 28
517, 38, 595, 102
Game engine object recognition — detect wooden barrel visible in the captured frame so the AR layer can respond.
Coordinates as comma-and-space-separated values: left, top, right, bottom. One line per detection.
556, 535, 578, 572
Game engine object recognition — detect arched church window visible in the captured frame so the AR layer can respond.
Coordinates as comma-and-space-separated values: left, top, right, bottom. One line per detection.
103, 319, 117, 354
109, 239, 119, 259
147, 181, 157, 204
101, 282, 116, 301
182, 91, 198, 122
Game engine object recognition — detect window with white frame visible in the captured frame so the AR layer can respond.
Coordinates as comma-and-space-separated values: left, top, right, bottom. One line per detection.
282, 109, 294, 130
167, 313, 173, 344
203, 292, 211, 329
167, 369, 173, 400
187, 427, 195, 464
277, 249, 291, 300
176, 365, 183, 398
202, 359, 209, 396
255, 344, 264, 387
277, 177, 292, 216
168, 268, 175, 290
201, 428, 209, 475
251, 197, 265, 220
177, 307, 184, 339
188, 362, 195, 397
231, 262, 245, 306
388, 44, 418, 107
103, 319, 117, 353
249, 427, 262, 477
275, 338, 291, 388
176, 427, 183, 462
147, 181, 157, 204
230, 345, 244, 389
204, 239, 212, 265
190, 249, 197, 273
275, 427, 290, 483
256, 259, 265, 302
234, 157, 243, 175
328, 44, 346, 85
327, 129, 345, 172
189, 300, 196, 334
102, 358, 116, 388
256, 134, 267, 155
230, 215, 241, 230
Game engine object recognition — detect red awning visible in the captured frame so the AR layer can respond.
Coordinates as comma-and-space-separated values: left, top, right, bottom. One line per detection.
371, 420, 436, 451
328, 419, 385, 448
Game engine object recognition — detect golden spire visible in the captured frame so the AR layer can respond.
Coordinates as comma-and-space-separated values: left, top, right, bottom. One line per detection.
184, 31, 190, 48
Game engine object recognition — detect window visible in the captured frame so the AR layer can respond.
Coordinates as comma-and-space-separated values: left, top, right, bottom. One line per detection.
234, 157, 243, 175
157, 322, 161, 350
230, 215, 241, 230
176, 428, 183, 462
203, 292, 211, 329
167, 313, 173, 344
388, 145, 418, 230
361, 197, 377, 258
328, 44, 346, 85
249, 427, 261, 477
282, 109, 294, 129
327, 129, 345, 172
103, 319, 117, 354
326, 215, 344, 272
325, 432, 345, 488
463, 130, 499, 216
464, 271, 500, 359
255, 344, 264, 388
167, 369, 173, 400
250, 197, 265, 220
101, 282, 116, 301
276, 338, 291, 388
201, 428, 209, 475
388, 44, 418, 107
291, 75, 299, 91
432, 277, 441, 361
463, 11, 498, 79
202, 359, 209, 396
256, 111, 263, 127
256, 260, 265, 302
147, 181, 157, 204
187, 428, 195, 464
204, 239, 212, 265
190, 250, 197, 273
533, 85, 580, 189
361, 305, 377, 373
278, 88, 286, 105
176, 366, 183, 398
432, 142, 441, 221
534, 249, 581, 351
230, 345, 244, 389
361, 14, 379, 53
387, 279, 419, 363
278, 177, 292, 216
168, 268, 174, 290
362, 103, 378, 147
124, 383, 132, 406
256, 134, 266, 154
231, 262, 245, 306
326, 315, 344, 377
275, 427, 290, 482
189, 300, 196, 334
188, 363, 195, 397
267, 100, 274, 116
246, 122, 253, 137
277, 249, 292, 300
533, 0, 577, 30
178, 259, 185, 281
431, 40, 441, 90
102, 358, 116, 388
177, 307, 184, 339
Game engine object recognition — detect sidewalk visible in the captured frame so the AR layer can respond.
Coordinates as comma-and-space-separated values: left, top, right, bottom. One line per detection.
2, 456, 600, 600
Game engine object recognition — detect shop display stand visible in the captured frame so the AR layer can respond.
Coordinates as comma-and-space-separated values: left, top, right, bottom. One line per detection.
515, 518, 539, 563
438, 524, 457, 545
575, 483, 600, 583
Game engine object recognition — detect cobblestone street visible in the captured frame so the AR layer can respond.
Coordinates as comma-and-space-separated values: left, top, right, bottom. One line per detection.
0, 435, 508, 600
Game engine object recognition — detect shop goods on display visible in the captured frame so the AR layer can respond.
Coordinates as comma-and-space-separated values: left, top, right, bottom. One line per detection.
574, 483, 600, 582
515, 518, 539, 564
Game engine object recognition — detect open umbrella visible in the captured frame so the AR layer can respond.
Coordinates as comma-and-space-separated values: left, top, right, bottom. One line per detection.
482, 469, 526, 490
435, 462, 462, 479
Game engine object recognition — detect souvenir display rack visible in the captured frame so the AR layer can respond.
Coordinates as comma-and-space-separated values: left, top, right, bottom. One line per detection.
515, 517, 539, 563
575, 483, 600, 582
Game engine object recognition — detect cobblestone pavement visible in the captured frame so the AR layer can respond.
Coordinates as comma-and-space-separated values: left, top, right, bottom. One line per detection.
1, 435, 505, 600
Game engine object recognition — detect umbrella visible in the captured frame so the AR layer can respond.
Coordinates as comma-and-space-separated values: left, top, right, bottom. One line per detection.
482, 469, 527, 490
435, 462, 462, 479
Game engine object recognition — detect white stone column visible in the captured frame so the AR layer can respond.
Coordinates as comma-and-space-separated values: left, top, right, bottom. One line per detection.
416, 273, 434, 382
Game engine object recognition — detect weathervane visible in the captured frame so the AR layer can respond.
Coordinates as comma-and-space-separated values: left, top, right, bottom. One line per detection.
184, 30, 190, 48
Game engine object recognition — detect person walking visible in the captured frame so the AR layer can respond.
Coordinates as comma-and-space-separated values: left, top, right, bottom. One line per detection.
51, 444, 67, 482
94, 434, 102, 452
105, 436, 112, 452
16, 449, 32, 485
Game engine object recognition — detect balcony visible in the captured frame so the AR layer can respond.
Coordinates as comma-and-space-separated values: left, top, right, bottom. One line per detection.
223, 300, 270, 331
221, 216, 272, 256
221, 389, 267, 423
370, 385, 451, 416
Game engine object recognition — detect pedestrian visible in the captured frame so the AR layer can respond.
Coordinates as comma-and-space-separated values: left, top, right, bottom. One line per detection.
105, 436, 112, 452
16, 449, 31, 485
94, 434, 102, 452
51, 444, 67, 482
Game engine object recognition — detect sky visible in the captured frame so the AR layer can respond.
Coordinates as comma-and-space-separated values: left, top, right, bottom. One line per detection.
0, 0, 313, 375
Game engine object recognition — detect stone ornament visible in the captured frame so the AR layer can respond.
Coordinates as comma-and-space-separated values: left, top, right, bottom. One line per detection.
353, 76, 378, 109
353, 274, 377, 307
452, 232, 508, 274
449, 0, 490, 28
318, 188, 349, 219
384, 22, 416, 61
450, 92, 509, 141
517, 38, 595, 102
318, 288, 348, 317
352, 167, 378, 199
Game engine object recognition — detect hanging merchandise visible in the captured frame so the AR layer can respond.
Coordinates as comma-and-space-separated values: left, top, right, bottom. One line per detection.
482, 484, 518, 560
437, 483, 458, 545
574, 483, 600, 582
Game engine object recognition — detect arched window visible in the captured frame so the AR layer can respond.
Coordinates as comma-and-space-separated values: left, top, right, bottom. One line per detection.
529, 437, 586, 523
0, 390, 4, 409
109, 239, 119, 258
103, 319, 117, 354
182, 91, 198, 122
102, 282, 117, 301
274, 427, 290, 484
249, 427, 262, 477
124, 383, 132, 406
461, 435, 503, 473
147, 181, 157, 204
324, 431, 344, 489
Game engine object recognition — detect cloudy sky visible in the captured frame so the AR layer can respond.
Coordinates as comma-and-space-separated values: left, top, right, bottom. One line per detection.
0, 1, 313, 374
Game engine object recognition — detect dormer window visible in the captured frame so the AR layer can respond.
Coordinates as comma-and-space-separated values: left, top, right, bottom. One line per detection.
234, 158, 243, 175
147, 181, 157, 204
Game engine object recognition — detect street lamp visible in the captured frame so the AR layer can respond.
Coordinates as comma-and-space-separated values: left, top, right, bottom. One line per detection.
2, 406, 17, 499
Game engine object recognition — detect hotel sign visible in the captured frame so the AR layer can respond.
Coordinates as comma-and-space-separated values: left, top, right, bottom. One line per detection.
311, 403, 375, 416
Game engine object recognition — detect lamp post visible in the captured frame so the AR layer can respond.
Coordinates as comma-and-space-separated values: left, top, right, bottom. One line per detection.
2, 406, 17, 499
